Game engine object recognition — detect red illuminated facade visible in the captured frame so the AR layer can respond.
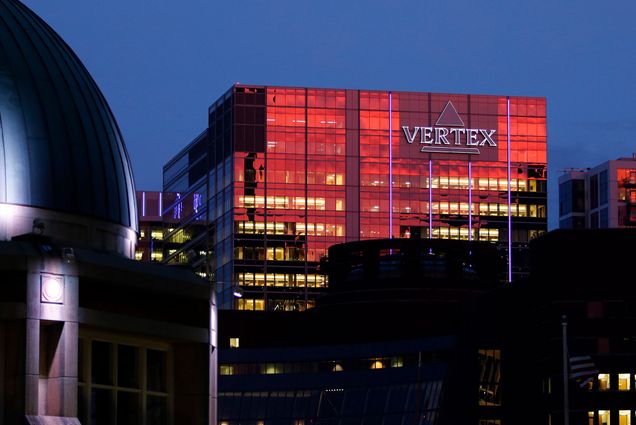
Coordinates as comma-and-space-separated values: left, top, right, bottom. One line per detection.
162, 85, 547, 311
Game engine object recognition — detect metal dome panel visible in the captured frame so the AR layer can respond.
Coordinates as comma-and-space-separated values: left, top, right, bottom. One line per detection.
0, 0, 137, 231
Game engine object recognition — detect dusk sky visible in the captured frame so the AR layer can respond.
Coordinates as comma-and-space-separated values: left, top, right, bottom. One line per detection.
22, 0, 636, 229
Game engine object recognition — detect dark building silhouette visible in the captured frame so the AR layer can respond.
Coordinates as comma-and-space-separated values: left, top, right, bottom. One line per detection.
217, 238, 505, 425
216, 230, 636, 425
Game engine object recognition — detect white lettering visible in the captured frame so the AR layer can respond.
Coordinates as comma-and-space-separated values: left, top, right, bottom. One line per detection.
421, 127, 434, 144
479, 129, 497, 146
466, 129, 480, 146
402, 126, 419, 144
435, 127, 450, 145
402, 124, 496, 155
449, 128, 466, 145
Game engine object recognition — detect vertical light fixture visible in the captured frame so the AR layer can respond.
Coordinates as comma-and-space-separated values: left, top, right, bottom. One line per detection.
507, 97, 512, 283
468, 160, 472, 241
429, 159, 433, 239
388, 91, 393, 239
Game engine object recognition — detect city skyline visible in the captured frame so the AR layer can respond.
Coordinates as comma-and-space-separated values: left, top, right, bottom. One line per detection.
21, 0, 636, 229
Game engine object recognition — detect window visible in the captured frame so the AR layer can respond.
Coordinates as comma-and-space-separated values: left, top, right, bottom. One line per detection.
590, 174, 599, 209
591, 211, 600, 229
478, 349, 501, 406
370, 359, 385, 369
598, 373, 610, 391
219, 365, 234, 376
620, 411, 632, 425
600, 170, 609, 205
78, 337, 171, 425
619, 373, 631, 390
390, 356, 404, 368
599, 410, 610, 425
230, 338, 240, 348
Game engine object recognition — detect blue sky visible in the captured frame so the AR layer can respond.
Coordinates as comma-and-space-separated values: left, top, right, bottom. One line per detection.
22, 0, 636, 229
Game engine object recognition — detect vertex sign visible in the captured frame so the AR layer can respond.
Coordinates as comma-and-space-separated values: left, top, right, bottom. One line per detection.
402, 101, 497, 155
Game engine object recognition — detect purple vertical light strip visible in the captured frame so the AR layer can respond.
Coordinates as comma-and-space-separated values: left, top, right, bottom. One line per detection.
142, 191, 146, 217
389, 92, 393, 239
428, 159, 433, 239
468, 161, 472, 241
158, 192, 163, 218
507, 97, 512, 283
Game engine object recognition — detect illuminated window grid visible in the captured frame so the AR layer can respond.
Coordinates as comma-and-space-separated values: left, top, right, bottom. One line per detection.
236, 272, 326, 288
235, 220, 344, 237
205, 86, 546, 310
218, 355, 406, 376
236, 298, 265, 311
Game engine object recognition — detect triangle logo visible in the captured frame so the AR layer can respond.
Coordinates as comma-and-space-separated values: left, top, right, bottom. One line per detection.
435, 101, 465, 127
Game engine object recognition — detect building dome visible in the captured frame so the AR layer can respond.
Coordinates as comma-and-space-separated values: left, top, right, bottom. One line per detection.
0, 0, 137, 231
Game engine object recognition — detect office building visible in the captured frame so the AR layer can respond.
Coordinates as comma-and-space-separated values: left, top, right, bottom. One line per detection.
136, 191, 165, 262
559, 155, 636, 229
162, 85, 547, 310
0, 1, 216, 423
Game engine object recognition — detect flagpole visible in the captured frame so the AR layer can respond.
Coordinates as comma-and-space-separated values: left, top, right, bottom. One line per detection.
562, 315, 569, 425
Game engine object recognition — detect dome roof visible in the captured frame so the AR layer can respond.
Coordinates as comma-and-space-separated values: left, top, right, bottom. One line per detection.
0, 0, 137, 231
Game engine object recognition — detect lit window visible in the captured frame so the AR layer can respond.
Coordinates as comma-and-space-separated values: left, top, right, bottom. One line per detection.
589, 412, 595, 425
598, 373, 610, 391
370, 359, 384, 370
219, 365, 234, 375
262, 364, 282, 374
390, 356, 404, 368
619, 373, 631, 390
332, 363, 343, 372
229, 338, 239, 349
598, 410, 610, 425
619, 410, 631, 425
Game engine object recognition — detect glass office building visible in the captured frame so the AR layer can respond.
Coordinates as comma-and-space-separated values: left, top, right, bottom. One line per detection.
162, 85, 547, 310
